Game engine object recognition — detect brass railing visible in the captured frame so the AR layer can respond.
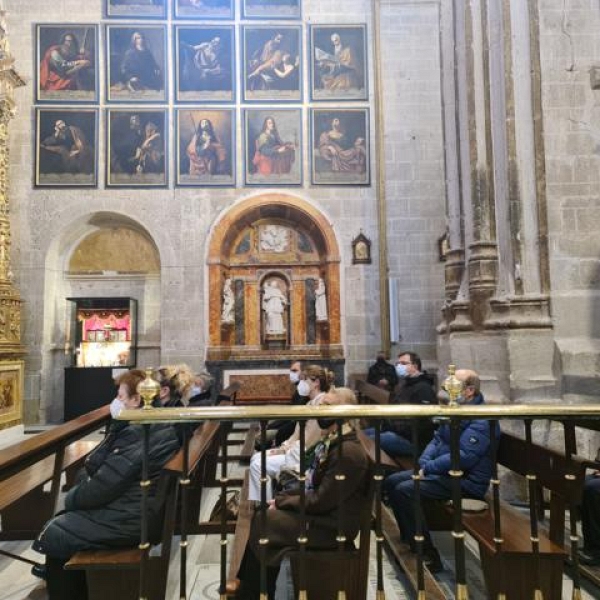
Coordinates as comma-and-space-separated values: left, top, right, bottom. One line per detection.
119, 403, 600, 600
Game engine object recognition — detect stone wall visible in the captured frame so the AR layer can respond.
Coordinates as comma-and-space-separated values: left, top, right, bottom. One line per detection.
5, 0, 446, 421
539, 0, 600, 401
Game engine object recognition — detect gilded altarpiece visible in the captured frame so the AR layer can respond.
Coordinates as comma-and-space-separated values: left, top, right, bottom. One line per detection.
206, 194, 342, 402
0, 13, 26, 429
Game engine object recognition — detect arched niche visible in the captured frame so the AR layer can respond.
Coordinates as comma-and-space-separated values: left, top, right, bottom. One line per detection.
207, 194, 342, 363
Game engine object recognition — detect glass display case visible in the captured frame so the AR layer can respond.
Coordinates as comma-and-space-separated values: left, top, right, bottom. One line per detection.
67, 297, 138, 368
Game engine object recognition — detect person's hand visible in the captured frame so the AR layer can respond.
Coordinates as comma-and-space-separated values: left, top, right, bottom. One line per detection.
267, 447, 284, 455
418, 468, 425, 479
268, 499, 277, 510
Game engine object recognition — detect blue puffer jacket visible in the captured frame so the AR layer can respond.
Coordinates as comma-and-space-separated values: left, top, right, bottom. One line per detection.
419, 393, 500, 499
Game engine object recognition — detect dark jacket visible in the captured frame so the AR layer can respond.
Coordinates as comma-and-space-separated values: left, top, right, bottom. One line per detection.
36, 422, 180, 560
367, 359, 398, 391
419, 393, 500, 499
388, 372, 437, 451
249, 429, 370, 566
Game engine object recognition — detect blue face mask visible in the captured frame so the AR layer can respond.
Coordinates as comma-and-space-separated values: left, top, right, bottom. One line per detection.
395, 364, 408, 378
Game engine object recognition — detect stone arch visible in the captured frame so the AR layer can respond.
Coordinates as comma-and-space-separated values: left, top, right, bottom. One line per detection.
207, 193, 342, 362
38, 212, 162, 422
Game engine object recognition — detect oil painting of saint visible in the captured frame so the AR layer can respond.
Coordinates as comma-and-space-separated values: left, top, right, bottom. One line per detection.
174, 0, 234, 19
245, 109, 301, 186
35, 108, 97, 187
176, 26, 234, 102
106, 0, 167, 18
176, 108, 235, 187
106, 25, 166, 103
311, 108, 370, 185
108, 109, 167, 187
242, 0, 300, 20
36, 25, 98, 103
310, 24, 367, 101
243, 26, 301, 102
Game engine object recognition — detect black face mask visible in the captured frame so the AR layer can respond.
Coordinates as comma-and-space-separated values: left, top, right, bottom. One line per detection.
318, 418, 337, 430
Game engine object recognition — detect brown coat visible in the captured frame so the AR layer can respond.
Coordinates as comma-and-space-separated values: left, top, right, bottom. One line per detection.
249, 430, 370, 566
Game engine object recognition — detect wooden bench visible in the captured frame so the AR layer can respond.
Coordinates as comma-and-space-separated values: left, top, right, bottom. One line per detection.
66, 420, 222, 600
0, 406, 109, 541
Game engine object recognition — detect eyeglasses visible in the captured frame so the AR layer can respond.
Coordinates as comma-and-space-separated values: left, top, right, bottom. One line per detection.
397, 361, 412, 366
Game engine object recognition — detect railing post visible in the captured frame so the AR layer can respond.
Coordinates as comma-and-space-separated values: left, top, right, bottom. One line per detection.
179, 428, 190, 600
138, 423, 151, 600
219, 424, 229, 600
410, 420, 426, 600
373, 420, 386, 600
524, 419, 544, 600
258, 419, 269, 600
450, 416, 469, 600
488, 420, 506, 600
334, 419, 347, 600
297, 419, 308, 600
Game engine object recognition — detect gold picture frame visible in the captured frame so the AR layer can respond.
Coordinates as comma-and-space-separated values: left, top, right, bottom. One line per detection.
0, 361, 24, 431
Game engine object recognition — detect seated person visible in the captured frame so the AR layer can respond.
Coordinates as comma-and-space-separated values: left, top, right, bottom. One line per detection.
367, 350, 398, 391
383, 369, 500, 572
31, 369, 181, 600
248, 364, 334, 502
363, 351, 436, 458
236, 387, 370, 600
188, 369, 215, 407
579, 466, 600, 565
155, 363, 195, 407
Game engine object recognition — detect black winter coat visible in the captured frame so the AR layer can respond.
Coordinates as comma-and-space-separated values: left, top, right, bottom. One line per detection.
36, 422, 180, 560
387, 372, 436, 452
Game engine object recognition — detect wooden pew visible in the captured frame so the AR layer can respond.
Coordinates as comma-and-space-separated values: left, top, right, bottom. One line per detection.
0, 406, 110, 540
66, 420, 221, 600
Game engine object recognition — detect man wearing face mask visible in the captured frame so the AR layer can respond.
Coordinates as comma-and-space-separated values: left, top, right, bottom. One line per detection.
235, 387, 370, 600
364, 351, 436, 458
367, 350, 398, 391
383, 369, 500, 573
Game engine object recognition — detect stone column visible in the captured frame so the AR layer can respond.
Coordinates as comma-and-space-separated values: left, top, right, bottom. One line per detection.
0, 7, 26, 430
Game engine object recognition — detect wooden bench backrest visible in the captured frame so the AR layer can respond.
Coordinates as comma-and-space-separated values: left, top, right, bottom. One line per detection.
498, 431, 587, 501
355, 380, 390, 405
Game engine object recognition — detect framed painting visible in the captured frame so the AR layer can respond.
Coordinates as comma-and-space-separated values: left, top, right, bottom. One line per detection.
107, 108, 168, 188
35, 108, 98, 188
174, 0, 234, 20
0, 361, 24, 431
105, 0, 167, 19
175, 26, 235, 103
242, 0, 300, 20
310, 24, 368, 101
176, 108, 235, 187
310, 108, 370, 186
106, 24, 167, 103
35, 24, 98, 103
244, 108, 301, 186
242, 25, 302, 103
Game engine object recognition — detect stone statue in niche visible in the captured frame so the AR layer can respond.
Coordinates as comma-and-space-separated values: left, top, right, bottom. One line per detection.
315, 277, 328, 322
262, 280, 287, 335
260, 224, 290, 253
221, 278, 235, 324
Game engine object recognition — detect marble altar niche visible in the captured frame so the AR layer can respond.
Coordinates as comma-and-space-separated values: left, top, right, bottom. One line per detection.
206, 194, 344, 400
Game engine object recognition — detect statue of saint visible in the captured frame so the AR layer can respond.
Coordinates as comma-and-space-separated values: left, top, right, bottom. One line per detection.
221, 278, 235, 324
315, 277, 328, 322
262, 280, 287, 335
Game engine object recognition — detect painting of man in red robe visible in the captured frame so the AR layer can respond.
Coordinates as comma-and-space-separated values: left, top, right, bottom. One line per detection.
37, 26, 97, 102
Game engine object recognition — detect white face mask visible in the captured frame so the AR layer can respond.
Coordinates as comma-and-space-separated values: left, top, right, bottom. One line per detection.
189, 385, 203, 397
289, 371, 300, 383
110, 397, 125, 419
297, 380, 311, 397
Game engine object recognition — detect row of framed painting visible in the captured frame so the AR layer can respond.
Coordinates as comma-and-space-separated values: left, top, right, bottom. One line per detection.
35, 107, 370, 187
105, 0, 300, 20
37, 23, 367, 104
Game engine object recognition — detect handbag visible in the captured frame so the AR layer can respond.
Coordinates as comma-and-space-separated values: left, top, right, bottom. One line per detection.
276, 468, 302, 492
209, 490, 240, 522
